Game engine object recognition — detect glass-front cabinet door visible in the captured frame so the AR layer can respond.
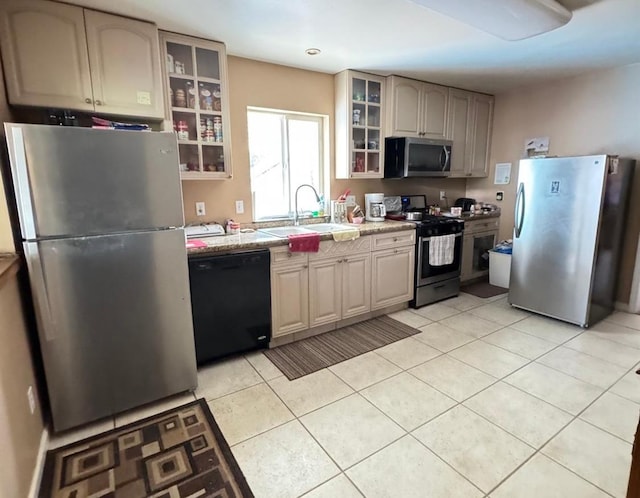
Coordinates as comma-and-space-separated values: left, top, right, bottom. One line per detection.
335, 70, 385, 179
471, 230, 497, 275
159, 32, 232, 180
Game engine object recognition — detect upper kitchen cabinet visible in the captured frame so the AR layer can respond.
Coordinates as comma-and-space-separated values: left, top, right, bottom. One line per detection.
0, 0, 164, 119
385, 76, 448, 140
0, 0, 94, 111
159, 32, 232, 179
335, 70, 385, 179
447, 88, 494, 178
84, 11, 164, 118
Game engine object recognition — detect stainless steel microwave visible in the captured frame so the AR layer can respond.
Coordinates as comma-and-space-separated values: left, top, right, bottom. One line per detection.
384, 137, 452, 178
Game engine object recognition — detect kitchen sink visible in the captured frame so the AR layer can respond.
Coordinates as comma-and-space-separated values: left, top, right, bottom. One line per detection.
257, 226, 318, 238
307, 223, 356, 233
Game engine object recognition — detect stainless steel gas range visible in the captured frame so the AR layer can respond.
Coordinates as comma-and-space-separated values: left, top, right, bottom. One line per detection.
385, 194, 465, 307
411, 215, 464, 307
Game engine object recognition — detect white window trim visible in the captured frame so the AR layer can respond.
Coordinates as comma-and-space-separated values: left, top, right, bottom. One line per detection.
248, 107, 329, 221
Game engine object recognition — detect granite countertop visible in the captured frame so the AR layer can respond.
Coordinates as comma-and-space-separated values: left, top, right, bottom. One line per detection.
186, 220, 415, 255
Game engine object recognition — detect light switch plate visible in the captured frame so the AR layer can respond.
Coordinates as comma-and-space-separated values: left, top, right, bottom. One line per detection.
195, 202, 206, 216
235, 200, 244, 214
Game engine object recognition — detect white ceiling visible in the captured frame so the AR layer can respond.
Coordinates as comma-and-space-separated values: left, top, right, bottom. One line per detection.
65, 0, 640, 93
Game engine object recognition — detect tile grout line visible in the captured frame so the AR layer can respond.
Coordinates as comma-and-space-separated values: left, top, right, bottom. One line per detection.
479, 352, 639, 498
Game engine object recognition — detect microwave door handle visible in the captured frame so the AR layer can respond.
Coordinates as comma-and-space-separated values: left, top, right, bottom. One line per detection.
441, 146, 450, 171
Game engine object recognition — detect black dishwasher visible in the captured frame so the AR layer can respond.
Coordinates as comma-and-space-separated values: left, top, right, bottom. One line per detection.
188, 249, 271, 364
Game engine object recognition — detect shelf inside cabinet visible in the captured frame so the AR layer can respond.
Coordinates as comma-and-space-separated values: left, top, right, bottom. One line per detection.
162, 32, 232, 179
197, 76, 221, 84
169, 73, 195, 80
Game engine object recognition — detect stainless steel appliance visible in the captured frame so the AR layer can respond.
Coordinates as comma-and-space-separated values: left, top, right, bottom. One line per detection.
510, 155, 635, 327
189, 249, 271, 364
5, 124, 197, 431
412, 215, 465, 307
384, 137, 452, 178
389, 195, 464, 307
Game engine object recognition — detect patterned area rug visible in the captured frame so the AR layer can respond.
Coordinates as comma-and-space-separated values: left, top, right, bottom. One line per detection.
39, 399, 253, 498
264, 315, 421, 380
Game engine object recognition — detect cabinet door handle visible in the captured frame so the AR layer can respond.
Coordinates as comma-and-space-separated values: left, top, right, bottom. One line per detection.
85, 98, 92, 104
394, 249, 398, 254
393, 237, 398, 242
466, 173, 472, 176
303, 265, 308, 269
343, 258, 348, 263
287, 252, 292, 257
95, 100, 103, 106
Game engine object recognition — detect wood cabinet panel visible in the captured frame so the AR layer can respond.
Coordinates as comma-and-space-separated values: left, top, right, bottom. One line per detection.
371, 247, 414, 310
469, 94, 494, 177
422, 83, 448, 139
309, 259, 342, 327
0, 0, 94, 110
389, 78, 421, 137
447, 89, 472, 177
271, 263, 309, 336
342, 254, 371, 319
85, 10, 163, 118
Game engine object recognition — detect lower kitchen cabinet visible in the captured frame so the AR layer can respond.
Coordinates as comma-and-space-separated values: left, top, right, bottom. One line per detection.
271, 261, 309, 337
371, 246, 415, 310
461, 217, 500, 282
270, 230, 414, 341
309, 258, 342, 327
341, 254, 371, 319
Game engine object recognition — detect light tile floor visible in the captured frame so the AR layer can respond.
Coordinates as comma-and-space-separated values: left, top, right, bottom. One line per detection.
48, 292, 640, 498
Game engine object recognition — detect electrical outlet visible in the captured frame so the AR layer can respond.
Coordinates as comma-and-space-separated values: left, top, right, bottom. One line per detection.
27, 386, 35, 415
440, 191, 446, 201
496, 191, 504, 201
345, 195, 356, 207
195, 202, 206, 216
235, 200, 244, 214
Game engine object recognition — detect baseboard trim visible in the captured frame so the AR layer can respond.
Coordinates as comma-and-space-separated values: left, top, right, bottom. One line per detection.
28, 427, 49, 498
615, 301, 631, 313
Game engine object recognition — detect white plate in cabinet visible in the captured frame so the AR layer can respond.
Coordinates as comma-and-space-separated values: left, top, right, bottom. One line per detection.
271, 262, 309, 337
371, 246, 415, 310
372, 230, 416, 251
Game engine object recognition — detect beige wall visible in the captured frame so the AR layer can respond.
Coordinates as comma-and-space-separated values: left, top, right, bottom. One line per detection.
0, 58, 15, 252
182, 56, 466, 224
0, 266, 44, 498
466, 63, 640, 303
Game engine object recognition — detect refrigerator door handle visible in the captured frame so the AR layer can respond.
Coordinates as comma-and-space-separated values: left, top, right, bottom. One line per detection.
514, 182, 525, 238
24, 243, 57, 341
9, 127, 37, 239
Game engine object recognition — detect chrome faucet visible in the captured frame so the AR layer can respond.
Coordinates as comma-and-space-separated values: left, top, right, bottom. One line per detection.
293, 184, 321, 225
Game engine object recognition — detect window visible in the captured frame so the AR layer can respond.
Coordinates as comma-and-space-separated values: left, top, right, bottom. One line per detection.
248, 108, 327, 220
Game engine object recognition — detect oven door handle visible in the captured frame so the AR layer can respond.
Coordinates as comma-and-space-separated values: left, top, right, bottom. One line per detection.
420, 233, 463, 242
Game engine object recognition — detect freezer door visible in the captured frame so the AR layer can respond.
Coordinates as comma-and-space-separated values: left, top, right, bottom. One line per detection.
26, 228, 196, 431
509, 156, 608, 326
6, 124, 184, 239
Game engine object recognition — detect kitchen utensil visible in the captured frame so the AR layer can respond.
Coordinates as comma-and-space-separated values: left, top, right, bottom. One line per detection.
331, 200, 348, 224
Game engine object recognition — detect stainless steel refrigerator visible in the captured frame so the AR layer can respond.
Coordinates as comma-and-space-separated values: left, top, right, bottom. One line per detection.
509, 155, 635, 327
5, 124, 197, 432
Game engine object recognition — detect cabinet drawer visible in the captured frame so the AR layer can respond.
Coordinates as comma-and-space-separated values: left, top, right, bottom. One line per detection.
464, 218, 499, 234
270, 246, 309, 265
309, 236, 372, 261
372, 230, 415, 250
